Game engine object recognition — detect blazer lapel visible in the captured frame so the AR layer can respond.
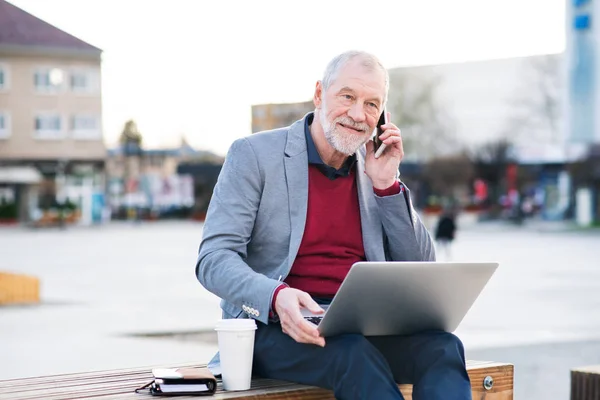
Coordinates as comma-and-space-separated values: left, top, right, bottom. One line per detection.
284, 117, 309, 273
355, 148, 385, 261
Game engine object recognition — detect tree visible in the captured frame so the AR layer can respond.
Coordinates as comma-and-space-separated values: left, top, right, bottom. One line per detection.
119, 120, 142, 145
423, 153, 475, 200
468, 138, 515, 211
387, 68, 458, 161
119, 120, 143, 156
180, 135, 191, 149
505, 54, 562, 144
470, 138, 513, 166
118, 120, 144, 206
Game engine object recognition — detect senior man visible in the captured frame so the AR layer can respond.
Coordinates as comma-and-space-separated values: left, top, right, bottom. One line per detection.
196, 50, 471, 400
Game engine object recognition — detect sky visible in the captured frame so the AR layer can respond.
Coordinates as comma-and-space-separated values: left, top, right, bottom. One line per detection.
10, 0, 566, 156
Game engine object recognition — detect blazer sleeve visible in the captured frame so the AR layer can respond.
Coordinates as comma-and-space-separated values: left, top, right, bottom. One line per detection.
374, 183, 436, 262
196, 138, 282, 325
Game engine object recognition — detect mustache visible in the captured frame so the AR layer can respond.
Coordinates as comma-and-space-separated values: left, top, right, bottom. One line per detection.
334, 116, 370, 133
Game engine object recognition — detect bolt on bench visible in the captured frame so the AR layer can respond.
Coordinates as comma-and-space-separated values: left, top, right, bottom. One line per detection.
0, 360, 513, 400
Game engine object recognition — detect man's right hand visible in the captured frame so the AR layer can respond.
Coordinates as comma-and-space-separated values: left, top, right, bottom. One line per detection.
274, 288, 326, 347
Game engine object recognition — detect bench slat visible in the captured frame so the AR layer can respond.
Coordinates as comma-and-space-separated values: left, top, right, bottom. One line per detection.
0, 360, 513, 400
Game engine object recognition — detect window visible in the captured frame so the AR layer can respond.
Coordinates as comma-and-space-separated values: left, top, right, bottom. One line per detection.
34, 114, 64, 139
0, 63, 8, 91
34, 68, 64, 93
70, 73, 87, 90
71, 115, 101, 139
253, 107, 267, 119
70, 69, 99, 94
0, 112, 10, 139
71, 115, 98, 131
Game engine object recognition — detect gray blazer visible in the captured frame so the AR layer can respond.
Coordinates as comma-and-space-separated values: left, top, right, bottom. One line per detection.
196, 114, 436, 326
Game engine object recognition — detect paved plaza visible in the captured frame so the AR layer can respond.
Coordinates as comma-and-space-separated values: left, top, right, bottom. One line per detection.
1, 220, 599, 399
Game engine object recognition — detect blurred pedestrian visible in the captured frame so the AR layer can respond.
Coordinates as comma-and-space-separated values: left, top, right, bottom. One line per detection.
435, 210, 457, 261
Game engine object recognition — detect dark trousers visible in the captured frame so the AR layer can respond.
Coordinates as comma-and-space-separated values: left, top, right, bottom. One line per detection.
252, 323, 471, 400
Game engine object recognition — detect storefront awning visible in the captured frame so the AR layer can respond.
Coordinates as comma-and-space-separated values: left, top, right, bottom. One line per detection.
0, 166, 43, 184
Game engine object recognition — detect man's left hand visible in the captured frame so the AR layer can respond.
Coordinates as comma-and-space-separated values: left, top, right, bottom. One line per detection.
365, 111, 404, 190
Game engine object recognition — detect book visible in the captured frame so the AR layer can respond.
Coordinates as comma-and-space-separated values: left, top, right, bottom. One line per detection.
155, 383, 210, 393
148, 367, 217, 396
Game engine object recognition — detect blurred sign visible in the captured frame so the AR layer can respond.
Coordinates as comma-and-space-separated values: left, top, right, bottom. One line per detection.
574, 14, 591, 30
473, 179, 488, 203
146, 174, 194, 209
109, 174, 194, 211
573, 0, 590, 7
126, 178, 138, 193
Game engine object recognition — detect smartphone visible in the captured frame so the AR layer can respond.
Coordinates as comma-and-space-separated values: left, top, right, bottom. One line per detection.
373, 110, 387, 159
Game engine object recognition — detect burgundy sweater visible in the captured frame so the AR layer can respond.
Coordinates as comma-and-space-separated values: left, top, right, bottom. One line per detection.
285, 166, 365, 297
272, 165, 401, 310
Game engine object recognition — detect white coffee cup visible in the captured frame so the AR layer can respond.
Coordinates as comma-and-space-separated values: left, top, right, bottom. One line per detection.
215, 318, 257, 391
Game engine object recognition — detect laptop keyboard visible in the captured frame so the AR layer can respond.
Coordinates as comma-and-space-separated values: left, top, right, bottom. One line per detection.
304, 316, 323, 325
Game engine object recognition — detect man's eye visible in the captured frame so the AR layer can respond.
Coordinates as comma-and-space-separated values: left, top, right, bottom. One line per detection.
343, 94, 353, 100
368, 102, 378, 108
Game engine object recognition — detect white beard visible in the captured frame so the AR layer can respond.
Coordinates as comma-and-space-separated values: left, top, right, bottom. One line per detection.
319, 103, 372, 156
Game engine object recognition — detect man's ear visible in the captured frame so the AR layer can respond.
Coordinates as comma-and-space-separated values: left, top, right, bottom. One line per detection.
313, 81, 323, 109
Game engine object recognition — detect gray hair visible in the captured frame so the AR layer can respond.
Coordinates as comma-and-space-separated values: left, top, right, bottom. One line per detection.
321, 50, 389, 106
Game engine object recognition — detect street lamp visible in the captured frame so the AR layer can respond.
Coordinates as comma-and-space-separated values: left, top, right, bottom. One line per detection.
48, 68, 67, 227
49, 68, 63, 88
56, 158, 68, 228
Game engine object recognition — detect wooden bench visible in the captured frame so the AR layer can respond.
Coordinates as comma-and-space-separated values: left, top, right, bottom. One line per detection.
0, 360, 513, 399
0, 272, 40, 306
571, 365, 600, 400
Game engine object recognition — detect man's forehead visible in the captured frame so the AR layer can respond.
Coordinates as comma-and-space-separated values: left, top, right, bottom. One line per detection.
330, 63, 386, 99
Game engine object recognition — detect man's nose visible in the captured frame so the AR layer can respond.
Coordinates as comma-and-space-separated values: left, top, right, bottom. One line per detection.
347, 103, 366, 123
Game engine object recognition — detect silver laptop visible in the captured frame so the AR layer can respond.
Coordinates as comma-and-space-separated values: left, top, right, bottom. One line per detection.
301, 261, 498, 337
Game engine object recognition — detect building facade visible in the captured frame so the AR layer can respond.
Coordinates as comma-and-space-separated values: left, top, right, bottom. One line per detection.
565, 0, 598, 147
251, 100, 313, 133
0, 0, 105, 224
564, 0, 600, 223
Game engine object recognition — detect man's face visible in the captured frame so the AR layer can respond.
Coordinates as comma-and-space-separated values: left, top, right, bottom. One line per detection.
317, 59, 386, 156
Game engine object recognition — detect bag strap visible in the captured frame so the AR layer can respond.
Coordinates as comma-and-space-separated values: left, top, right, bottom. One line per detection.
134, 380, 154, 394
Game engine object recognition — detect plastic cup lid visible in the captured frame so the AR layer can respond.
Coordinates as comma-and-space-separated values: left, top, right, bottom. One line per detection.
215, 318, 257, 331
